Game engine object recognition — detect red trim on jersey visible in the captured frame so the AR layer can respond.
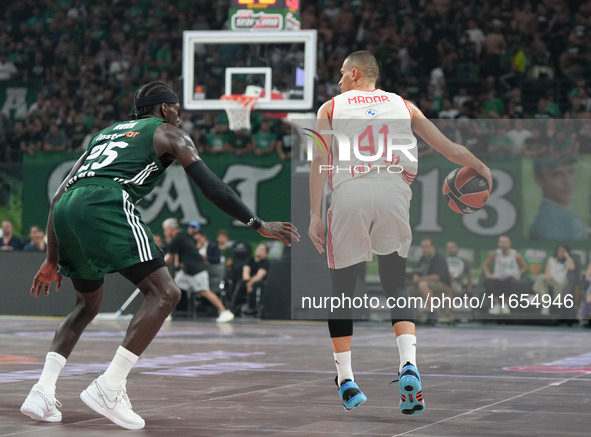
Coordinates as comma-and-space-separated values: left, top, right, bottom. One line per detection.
328, 147, 334, 191
402, 170, 416, 184
330, 98, 335, 121
402, 97, 412, 118
327, 210, 335, 269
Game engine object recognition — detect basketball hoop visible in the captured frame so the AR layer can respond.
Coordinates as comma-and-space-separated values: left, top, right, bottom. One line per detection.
221, 94, 258, 131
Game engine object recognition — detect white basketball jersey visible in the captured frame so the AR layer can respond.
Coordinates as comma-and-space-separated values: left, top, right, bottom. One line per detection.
493, 249, 521, 280
329, 89, 418, 191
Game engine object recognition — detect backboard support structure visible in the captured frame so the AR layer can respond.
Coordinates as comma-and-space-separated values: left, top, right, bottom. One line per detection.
182, 30, 317, 112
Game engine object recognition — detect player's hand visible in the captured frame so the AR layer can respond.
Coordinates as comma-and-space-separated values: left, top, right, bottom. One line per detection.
308, 215, 325, 254
476, 165, 493, 191
257, 221, 300, 246
30, 260, 62, 298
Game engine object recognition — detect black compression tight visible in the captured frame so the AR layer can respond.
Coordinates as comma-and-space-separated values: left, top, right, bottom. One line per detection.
328, 252, 415, 338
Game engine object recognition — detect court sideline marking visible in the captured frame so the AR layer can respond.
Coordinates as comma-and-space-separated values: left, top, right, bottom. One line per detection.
390, 372, 588, 437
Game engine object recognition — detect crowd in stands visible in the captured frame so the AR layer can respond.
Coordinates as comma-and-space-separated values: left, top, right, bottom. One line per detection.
0, 220, 47, 252
1, 1, 591, 162
407, 235, 591, 323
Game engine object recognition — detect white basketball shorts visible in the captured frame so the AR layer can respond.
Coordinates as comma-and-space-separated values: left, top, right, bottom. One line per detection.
326, 176, 413, 269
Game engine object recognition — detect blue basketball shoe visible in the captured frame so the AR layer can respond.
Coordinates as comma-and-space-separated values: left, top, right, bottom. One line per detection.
398, 362, 424, 415
336, 377, 367, 411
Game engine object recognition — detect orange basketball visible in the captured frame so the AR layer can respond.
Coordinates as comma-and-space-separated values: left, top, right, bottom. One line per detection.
442, 167, 490, 214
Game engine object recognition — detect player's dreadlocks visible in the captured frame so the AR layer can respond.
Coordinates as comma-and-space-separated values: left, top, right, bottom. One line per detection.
131, 81, 179, 120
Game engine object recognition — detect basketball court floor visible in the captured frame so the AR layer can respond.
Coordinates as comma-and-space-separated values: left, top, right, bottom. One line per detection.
0, 316, 588, 436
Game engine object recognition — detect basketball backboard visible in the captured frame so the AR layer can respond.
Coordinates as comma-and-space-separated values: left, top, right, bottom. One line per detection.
182, 30, 317, 112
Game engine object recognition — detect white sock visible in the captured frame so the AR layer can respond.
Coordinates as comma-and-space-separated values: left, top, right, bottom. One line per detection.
103, 346, 139, 389
37, 352, 67, 395
396, 334, 417, 372
334, 351, 354, 385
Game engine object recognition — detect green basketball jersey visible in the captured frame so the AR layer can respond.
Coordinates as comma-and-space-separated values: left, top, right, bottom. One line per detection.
66, 117, 166, 203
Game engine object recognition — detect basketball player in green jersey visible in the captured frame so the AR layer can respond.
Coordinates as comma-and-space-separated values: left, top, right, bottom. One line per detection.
20, 81, 299, 430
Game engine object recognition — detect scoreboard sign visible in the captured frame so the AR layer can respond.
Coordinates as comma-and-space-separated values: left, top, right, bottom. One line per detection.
229, 0, 301, 31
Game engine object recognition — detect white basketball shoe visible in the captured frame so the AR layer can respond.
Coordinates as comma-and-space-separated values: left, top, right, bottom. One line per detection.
20, 384, 62, 422
80, 375, 145, 430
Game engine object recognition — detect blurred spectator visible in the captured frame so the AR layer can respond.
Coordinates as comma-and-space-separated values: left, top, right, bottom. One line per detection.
559, 32, 590, 80
20, 119, 43, 158
153, 234, 165, 250
482, 23, 507, 77
194, 228, 209, 259
483, 235, 528, 315
445, 241, 472, 296
216, 229, 234, 268
548, 130, 577, 158
204, 230, 221, 265
482, 91, 504, 118
0, 53, 18, 80
504, 87, 525, 118
276, 121, 293, 161
323, 0, 341, 23
6, 121, 27, 162
464, 19, 485, 57
233, 242, 270, 316
530, 156, 587, 241
532, 244, 576, 316
23, 225, 47, 252
521, 128, 548, 157
162, 218, 234, 323
187, 221, 201, 243
179, 112, 194, 135
407, 238, 451, 321
487, 124, 512, 160
190, 127, 207, 155
43, 123, 68, 152
206, 122, 232, 154
506, 119, 532, 156
438, 100, 459, 119
453, 87, 472, 111
229, 129, 254, 157
0, 220, 23, 251
534, 97, 557, 119
66, 115, 89, 153
253, 119, 278, 156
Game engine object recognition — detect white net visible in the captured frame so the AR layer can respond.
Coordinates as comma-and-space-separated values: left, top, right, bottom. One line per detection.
221, 95, 258, 131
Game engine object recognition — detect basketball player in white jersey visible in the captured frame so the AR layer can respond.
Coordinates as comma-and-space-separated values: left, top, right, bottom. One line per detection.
308, 51, 492, 415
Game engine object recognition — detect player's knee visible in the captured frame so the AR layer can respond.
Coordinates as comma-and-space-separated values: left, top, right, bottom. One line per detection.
143, 279, 181, 309
77, 297, 101, 320
163, 283, 182, 307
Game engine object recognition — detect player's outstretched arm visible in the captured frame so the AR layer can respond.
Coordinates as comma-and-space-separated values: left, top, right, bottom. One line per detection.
31, 151, 88, 297
308, 101, 332, 254
154, 124, 299, 246
406, 100, 493, 190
